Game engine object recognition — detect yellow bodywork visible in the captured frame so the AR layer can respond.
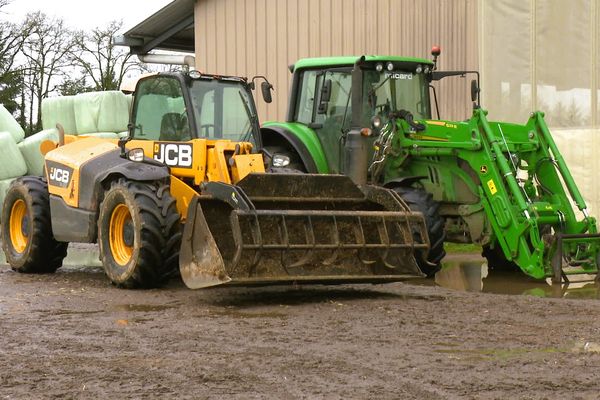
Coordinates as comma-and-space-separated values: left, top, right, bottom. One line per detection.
45, 138, 118, 207
43, 136, 265, 215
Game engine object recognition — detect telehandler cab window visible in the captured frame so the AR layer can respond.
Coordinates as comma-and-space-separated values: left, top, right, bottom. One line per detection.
133, 76, 191, 141
189, 79, 257, 144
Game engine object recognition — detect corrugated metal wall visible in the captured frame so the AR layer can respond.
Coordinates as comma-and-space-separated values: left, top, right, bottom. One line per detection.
195, 0, 479, 121
480, 0, 600, 215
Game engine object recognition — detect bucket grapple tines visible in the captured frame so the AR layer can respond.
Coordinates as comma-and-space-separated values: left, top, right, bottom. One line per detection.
179, 174, 429, 289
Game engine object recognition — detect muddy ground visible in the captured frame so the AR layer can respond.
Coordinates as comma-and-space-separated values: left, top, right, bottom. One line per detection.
2, 249, 600, 399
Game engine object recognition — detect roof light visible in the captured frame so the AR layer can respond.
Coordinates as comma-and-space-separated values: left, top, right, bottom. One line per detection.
375, 63, 384, 72
188, 69, 201, 79
386, 62, 394, 71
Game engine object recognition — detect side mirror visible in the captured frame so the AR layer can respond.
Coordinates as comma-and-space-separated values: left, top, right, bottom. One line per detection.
261, 81, 273, 103
470, 79, 480, 103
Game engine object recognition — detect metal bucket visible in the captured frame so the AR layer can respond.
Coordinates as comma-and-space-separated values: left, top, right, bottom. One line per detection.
179, 174, 430, 289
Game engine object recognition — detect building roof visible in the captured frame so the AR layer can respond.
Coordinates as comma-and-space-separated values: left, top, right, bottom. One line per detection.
113, 0, 195, 54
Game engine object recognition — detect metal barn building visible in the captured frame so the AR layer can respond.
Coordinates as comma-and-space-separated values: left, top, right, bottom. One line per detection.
117, 0, 600, 212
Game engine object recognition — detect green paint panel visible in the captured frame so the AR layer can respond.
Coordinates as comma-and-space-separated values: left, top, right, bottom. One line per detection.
292, 56, 433, 71
262, 121, 330, 173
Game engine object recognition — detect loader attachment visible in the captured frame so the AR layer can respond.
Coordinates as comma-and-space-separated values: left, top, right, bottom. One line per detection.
179, 174, 429, 289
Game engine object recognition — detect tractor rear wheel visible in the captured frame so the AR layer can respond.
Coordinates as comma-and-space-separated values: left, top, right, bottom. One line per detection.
392, 186, 446, 277
1, 176, 67, 273
97, 179, 181, 289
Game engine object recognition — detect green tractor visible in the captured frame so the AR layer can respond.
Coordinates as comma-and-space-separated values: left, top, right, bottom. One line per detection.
260, 49, 600, 282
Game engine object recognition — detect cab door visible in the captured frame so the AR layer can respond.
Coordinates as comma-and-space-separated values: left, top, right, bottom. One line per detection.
294, 68, 352, 174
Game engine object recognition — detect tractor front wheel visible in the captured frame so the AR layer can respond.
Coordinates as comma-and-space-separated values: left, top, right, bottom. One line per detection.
392, 186, 446, 277
482, 244, 520, 272
98, 179, 181, 289
1, 177, 67, 273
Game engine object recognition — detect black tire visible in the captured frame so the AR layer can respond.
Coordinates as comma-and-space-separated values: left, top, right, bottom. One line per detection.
482, 244, 520, 272
392, 186, 446, 277
1, 176, 67, 273
97, 179, 181, 289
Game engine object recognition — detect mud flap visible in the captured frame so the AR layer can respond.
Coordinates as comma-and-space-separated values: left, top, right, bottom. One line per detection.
179, 196, 232, 289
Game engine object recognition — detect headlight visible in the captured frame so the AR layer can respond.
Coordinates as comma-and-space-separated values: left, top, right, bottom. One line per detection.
375, 63, 384, 72
272, 154, 290, 167
416, 65, 423, 74
127, 148, 145, 162
188, 69, 202, 79
386, 62, 394, 71
371, 115, 383, 130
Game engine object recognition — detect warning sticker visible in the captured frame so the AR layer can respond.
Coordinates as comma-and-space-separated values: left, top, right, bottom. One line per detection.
487, 179, 497, 195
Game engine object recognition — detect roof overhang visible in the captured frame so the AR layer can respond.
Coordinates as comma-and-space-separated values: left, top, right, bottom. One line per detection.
114, 0, 195, 54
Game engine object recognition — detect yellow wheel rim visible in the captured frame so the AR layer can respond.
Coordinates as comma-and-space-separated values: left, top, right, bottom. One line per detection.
109, 204, 133, 266
9, 199, 28, 253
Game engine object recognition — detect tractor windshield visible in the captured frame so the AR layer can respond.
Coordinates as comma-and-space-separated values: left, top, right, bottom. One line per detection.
362, 69, 431, 124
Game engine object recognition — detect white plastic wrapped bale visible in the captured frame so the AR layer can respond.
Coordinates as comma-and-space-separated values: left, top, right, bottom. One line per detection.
41, 96, 78, 135
74, 91, 131, 135
0, 105, 25, 143
97, 91, 130, 133
78, 132, 119, 139
0, 131, 27, 180
73, 92, 102, 134
0, 178, 16, 221
18, 128, 59, 176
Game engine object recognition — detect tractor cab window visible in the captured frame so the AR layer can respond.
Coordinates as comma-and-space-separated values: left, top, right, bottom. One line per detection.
294, 68, 352, 173
132, 76, 191, 141
188, 79, 257, 144
362, 69, 431, 125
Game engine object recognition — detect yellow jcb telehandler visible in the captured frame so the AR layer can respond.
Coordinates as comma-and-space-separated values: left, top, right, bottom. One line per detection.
1, 69, 431, 289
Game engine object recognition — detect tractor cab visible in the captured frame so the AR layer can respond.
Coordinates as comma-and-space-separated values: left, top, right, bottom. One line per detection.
285, 56, 433, 173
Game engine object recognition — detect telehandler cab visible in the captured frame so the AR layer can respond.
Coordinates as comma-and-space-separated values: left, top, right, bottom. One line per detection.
1, 69, 432, 289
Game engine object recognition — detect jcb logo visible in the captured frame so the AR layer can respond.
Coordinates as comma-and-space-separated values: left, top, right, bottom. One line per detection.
50, 168, 69, 183
153, 143, 193, 168
46, 161, 74, 188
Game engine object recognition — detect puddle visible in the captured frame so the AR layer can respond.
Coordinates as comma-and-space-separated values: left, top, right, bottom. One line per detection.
414, 258, 600, 299
110, 304, 177, 312
209, 309, 287, 319
435, 340, 600, 361
0, 244, 102, 267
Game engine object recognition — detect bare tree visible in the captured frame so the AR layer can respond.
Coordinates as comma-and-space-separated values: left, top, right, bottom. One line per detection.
0, 0, 29, 116
69, 20, 142, 91
20, 12, 73, 131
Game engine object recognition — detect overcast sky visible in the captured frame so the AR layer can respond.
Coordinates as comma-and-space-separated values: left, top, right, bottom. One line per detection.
1, 0, 172, 32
